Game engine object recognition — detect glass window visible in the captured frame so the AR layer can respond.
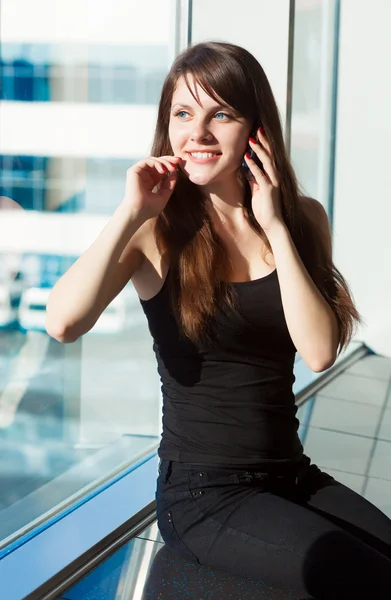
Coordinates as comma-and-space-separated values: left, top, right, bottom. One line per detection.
0, 0, 173, 555
0, 43, 168, 104
290, 0, 340, 214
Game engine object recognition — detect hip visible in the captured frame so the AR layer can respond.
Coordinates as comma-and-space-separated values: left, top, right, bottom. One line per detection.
155, 454, 335, 523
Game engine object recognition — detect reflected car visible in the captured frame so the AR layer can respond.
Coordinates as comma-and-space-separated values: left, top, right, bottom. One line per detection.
18, 286, 127, 334
18, 286, 51, 332
90, 293, 127, 334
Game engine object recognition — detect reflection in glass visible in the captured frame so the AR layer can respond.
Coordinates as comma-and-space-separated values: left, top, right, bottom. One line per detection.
0, 0, 172, 554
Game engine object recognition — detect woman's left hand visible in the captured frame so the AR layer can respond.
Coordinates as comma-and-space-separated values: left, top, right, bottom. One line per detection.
244, 128, 285, 234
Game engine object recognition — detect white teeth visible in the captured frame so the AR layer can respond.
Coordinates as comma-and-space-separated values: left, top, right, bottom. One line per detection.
190, 152, 217, 159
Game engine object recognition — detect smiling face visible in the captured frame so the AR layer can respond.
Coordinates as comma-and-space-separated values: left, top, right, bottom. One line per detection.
168, 75, 251, 188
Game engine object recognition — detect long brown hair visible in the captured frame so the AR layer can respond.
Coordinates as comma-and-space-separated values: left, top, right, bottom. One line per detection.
151, 41, 363, 356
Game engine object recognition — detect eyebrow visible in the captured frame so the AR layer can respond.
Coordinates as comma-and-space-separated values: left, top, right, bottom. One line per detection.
171, 102, 233, 112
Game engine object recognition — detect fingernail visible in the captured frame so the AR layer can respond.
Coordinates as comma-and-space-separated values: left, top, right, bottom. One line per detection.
249, 137, 257, 144
245, 152, 251, 160
258, 127, 264, 135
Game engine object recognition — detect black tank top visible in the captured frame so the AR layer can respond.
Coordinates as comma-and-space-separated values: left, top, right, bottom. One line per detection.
139, 268, 304, 468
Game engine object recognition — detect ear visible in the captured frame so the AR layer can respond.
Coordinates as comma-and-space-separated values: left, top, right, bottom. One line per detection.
300, 196, 333, 264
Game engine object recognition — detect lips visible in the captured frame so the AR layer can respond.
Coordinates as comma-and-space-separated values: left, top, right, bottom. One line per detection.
186, 151, 222, 164
186, 150, 221, 155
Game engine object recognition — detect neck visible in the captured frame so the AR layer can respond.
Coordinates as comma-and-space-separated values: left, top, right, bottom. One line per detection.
200, 172, 248, 224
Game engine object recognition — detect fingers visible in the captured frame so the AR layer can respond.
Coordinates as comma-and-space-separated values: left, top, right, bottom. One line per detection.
248, 135, 278, 187
244, 152, 267, 185
152, 160, 169, 176
156, 156, 183, 174
160, 170, 178, 194
134, 155, 182, 171
256, 127, 271, 153
151, 157, 181, 194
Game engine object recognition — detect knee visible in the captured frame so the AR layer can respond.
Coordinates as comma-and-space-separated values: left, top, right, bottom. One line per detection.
302, 530, 391, 599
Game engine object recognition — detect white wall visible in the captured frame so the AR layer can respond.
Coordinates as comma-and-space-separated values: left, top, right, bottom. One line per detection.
191, 0, 291, 133
333, 0, 391, 356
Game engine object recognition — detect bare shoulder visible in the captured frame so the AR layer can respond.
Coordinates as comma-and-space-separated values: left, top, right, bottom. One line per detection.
299, 196, 332, 258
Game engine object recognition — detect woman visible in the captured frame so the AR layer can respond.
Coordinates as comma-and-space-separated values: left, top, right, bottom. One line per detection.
46, 42, 391, 598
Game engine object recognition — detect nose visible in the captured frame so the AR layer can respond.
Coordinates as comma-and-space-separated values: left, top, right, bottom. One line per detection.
190, 121, 213, 143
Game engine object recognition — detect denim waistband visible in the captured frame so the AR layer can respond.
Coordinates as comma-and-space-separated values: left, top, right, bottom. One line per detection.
158, 457, 307, 476
157, 458, 305, 488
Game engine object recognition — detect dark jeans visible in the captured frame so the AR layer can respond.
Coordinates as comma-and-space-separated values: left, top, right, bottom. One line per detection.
156, 455, 391, 599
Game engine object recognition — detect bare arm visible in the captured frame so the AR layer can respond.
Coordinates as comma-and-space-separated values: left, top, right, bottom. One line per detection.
45, 154, 181, 343
267, 199, 339, 372
45, 202, 147, 343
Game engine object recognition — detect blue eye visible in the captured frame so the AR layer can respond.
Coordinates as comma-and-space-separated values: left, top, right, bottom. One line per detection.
174, 110, 232, 120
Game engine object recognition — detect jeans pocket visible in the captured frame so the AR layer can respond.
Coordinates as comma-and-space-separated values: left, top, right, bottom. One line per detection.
157, 505, 200, 565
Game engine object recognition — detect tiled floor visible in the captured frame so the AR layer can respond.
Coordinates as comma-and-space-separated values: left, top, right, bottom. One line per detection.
299, 354, 391, 518
59, 353, 391, 600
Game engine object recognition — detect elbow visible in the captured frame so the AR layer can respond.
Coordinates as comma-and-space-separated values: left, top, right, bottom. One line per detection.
311, 355, 336, 373
45, 317, 79, 344
48, 329, 79, 344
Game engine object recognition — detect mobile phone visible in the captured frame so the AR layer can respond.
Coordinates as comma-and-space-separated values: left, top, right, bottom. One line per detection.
241, 126, 265, 178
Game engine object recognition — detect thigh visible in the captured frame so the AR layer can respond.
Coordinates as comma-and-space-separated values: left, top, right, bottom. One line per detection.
163, 464, 391, 599
295, 456, 391, 557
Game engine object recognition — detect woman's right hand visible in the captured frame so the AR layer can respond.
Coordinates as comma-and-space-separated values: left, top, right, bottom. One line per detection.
123, 155, 183, 221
